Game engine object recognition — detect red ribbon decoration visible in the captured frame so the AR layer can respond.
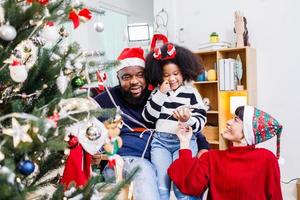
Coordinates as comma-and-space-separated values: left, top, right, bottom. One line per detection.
26, 0, 49, 5
69, 8, 92, 29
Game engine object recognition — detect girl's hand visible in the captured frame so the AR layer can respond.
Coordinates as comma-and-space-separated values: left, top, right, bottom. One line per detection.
176, 122, 193, 149
173, 106, 191, 122
159, 80, 171, 93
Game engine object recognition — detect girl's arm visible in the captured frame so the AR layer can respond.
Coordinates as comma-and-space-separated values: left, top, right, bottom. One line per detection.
142, 88, 168, 123
187, 89, 207, 132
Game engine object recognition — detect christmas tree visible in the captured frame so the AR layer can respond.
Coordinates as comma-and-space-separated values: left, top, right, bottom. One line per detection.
0, 1, 134, 199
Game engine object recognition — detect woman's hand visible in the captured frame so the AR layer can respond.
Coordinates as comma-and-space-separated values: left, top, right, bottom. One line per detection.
176, 122, 193, 149
173, 106, 191, 122
159, 80, 171, 93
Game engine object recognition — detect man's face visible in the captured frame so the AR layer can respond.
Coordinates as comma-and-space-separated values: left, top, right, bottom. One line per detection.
117, 66, 146, 98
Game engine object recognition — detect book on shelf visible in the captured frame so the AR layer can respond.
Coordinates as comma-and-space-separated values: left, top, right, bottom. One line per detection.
218, 58, 236, 91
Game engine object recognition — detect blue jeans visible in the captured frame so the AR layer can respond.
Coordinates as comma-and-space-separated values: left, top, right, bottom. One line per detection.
103, 156, 160, 200
151, 132, 200, 200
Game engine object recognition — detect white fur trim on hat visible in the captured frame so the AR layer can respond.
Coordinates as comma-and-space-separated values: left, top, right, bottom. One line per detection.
243, 105, 255, 145
117, 57, 145, 71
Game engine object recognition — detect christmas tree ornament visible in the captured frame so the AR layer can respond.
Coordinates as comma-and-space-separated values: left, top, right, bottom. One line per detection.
43, 7, 50, 17
95, 70, 107, 93
74, 62, 83, 70
93, 21, 104, 32
50, 53, 61, 61
2, 118, 32, 147
41, 22, 60, 42
103, 115, 124, 181
71, 75, 86, 88
0, 23, 17, 41
0, 166, 16, 184
15, 40, 38, 70
17, 160, 35, 176
58, 97, 100, 118
56, 71, 69, 94
0, 5, 4, 25
0, 150, 4, 161
65, 60, 74, 70
8, 60, 28, 83
71, 0, 82, 7
86, 124, 101, 141
30, 36, 46, 47
69, 8, 92, 29
47, 110, 60, 128
65, 117, 108, 155
59, 27, 69, 38
68, 135, 79, 148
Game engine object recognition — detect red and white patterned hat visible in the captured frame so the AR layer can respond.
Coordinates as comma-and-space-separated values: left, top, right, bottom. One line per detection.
243, 105, 283, 159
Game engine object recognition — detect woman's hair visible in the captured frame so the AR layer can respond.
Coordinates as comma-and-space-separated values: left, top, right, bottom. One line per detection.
235, 106, 245, 121
145, 43, 204, 87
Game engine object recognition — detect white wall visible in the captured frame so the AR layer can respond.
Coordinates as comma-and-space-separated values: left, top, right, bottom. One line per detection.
95, 0, 154, 24
154, 0, 300, 199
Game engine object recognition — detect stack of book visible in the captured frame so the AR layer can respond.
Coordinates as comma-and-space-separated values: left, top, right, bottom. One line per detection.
218, 58, 238, 91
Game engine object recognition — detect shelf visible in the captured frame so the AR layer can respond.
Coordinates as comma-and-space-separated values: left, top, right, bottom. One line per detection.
207, 110, 218, 114
207, 140, 220, 145
194, 81, 218, 84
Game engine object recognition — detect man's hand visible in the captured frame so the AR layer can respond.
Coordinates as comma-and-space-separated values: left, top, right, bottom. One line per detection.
173, 106, 191, 122
91, 152, 102, 165
159, 80, 171, 93
176, 122, 193, 149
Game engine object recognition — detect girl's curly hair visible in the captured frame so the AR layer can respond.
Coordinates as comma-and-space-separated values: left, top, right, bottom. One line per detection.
145, 43, 204, 87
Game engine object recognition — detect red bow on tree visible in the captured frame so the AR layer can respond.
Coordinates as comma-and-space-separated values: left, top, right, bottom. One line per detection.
26, 0, 49, 5
69, 8, 92, 29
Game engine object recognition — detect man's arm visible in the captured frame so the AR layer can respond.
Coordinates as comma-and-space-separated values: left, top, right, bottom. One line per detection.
195, 132, 210, 158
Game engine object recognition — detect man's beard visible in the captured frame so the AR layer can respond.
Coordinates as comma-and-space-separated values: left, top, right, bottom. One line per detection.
120, 86, 147, 106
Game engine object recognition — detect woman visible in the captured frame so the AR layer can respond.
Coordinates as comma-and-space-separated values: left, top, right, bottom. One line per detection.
168, 105, 283, 200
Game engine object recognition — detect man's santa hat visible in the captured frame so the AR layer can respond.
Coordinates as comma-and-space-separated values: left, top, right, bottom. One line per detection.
117, 47, 145, 72
243, 105, 283, 160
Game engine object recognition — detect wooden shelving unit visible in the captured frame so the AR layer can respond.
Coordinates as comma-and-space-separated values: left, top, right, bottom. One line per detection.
194, 47, 257, 150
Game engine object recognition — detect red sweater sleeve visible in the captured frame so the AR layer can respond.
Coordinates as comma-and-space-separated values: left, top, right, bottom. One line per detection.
267, 155, 283, 200
168, 149, 209, 196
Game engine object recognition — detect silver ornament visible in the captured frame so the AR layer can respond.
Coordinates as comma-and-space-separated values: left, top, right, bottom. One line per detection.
0, 24, 17, 41
94, 22, 104, 32
56, 71, 69, 94
86, 124, 101, 141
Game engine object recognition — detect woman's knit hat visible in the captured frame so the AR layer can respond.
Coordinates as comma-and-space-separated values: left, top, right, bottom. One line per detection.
243, 105, 283, 159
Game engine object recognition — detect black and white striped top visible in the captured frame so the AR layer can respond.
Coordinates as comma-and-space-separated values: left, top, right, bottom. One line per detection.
142, 84, 207, 134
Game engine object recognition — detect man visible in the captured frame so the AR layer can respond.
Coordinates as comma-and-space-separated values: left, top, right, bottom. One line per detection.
93, 47, 159, 200
93, 47, 209, 200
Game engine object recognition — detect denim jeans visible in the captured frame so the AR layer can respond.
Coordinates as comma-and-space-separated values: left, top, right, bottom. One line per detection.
103, 156, 160, 200
151, 132, 200, 200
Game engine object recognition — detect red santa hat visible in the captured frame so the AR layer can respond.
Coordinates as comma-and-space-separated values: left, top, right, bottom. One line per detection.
243, 105, 283, 159
117, 47, 145, 72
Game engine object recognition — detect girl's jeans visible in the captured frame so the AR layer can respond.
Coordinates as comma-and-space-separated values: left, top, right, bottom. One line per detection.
151, 131, 201, 200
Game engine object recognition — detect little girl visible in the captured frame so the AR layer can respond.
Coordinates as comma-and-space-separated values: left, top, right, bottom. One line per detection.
142, 43, 207, 200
